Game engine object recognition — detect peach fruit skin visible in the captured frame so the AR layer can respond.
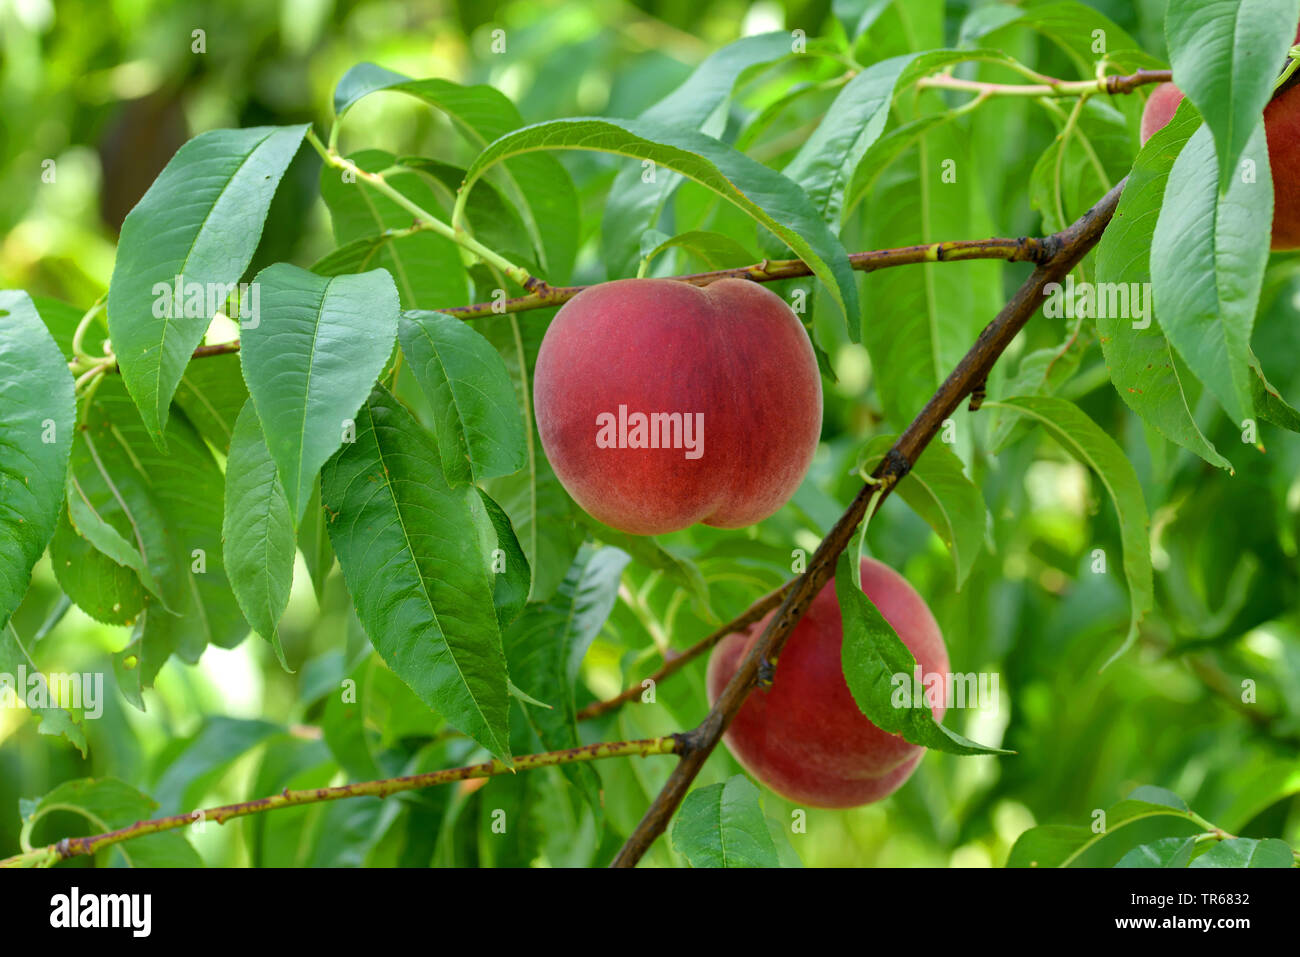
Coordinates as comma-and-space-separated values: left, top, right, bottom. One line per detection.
1139, 31, 1300, 250
533, 277, 823, 535
707, 557, 950, 809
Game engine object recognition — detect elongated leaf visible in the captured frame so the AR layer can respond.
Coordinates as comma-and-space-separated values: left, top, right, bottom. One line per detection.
1166, 0, 1300, 189
72, 377, 246, 680
1115, 836, 1198, 868
320, 386, 512, 762
836, 553, 1006, 755
1094, 102, 1232, 471
782, 51, 1000, 224
478, 315, 582, 600
0, 291, 75, 626
1151, 120, 1292, 430
1189, 837, 1295, 868
318, 150, 469, 310
0, 622, 86, 754
462, 117, 859, 326
50, 507, 145, 626
107, 125, 307, 443
859, 121, 1002, 419
223, 401, 295, 667
152, 716, 284, 814
602, 32, 794, 277
173, 351, 248, 456
476, 488, 530, 630
503, 544, 630, 817
987, 397, 1153, 664
298, 480, 335, 603
333, 65, 579, 282
1009, 792, 1205, 867
398, 311, 526, 485
20, 778, 202, 867
65, 474, 167, 606
672, 776, 783, 868
857, 436, 986, 588
641, 230, 757, 272
241, 263, 399, 524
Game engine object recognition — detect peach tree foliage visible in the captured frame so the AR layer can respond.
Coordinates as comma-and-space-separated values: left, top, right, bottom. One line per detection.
3, 0, 1300, 868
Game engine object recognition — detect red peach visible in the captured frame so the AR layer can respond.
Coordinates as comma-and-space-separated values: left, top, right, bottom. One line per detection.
533, 278, 822, 535
707, 557, 950, 809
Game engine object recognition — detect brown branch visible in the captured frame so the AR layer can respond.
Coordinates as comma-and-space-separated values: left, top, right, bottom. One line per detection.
1, 736, 681, 868
577, 581, 796, 722
84, 237, 1055, 377
608, 178, 1129, 868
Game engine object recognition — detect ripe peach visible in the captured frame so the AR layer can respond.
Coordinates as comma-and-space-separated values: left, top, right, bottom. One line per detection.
707, 557, 949, 809
533, 278, 822, 535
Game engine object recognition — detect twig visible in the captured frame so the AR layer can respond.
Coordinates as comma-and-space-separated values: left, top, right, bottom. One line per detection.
76, 235, 1056, 376
0, 736, 681, 868
608, 178, 1129, 868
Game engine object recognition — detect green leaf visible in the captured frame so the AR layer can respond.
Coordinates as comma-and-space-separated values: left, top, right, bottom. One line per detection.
398, 311, 527, 485
50, 507, 145, 626
858, 121, 1003, 418
1151, 120, 1294, 430
0, 622, 86, 754
640, 230, 758, 273
781, 51, 926, 224
1115, 836, 1198, 867
106, 125, 307, 444
986, 397, 1153, 665
332, 65, 579, 282
1189, 837, 1295, 868
317, 150, 469, 310
601, 32, 795, 277
836, 552, 1007, 755
241, 263, 400, 524
299, 480, 335, 603
69, 376, 246, 678
173, 351, 248, 457
462, 117, 860, 328
65, 474, 168, 607
672, 775, 783, 868
223, 401, 295, 668
320, 386, 513, 762
1166, 0, 1300, 190
478, 316, 582, 600
152, 716, 283, 813
476, 488, 531, 630
1094, 101, 1232, 471
503, 544, 630, 818
0, 291, 76, 626
21, 778, 202, 866
856, 436, 986, 588
1009, 798, 1204, 867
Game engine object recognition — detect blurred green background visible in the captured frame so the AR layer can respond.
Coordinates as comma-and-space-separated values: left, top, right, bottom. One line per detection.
3, 0, 1299, 868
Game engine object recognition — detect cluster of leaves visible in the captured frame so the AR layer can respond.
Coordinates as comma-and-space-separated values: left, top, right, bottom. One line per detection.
3, 0, 1300, 867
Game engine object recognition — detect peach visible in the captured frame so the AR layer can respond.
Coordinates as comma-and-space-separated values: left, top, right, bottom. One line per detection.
533, 278, 822, 535
707, 557, 949, 809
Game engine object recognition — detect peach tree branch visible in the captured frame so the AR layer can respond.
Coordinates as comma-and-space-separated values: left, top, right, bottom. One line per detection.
0, 736, 682, 869
608, 177, 1129, 868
